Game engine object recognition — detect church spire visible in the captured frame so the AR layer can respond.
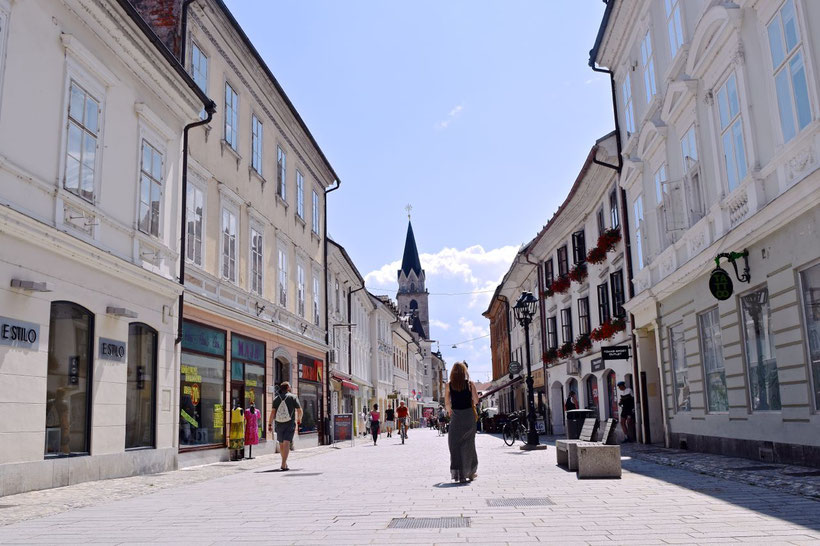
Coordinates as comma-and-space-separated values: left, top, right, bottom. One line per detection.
400, 220, 423, 277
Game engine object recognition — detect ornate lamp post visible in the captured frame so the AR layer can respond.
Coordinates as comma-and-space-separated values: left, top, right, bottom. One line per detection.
513, 291, 546, 450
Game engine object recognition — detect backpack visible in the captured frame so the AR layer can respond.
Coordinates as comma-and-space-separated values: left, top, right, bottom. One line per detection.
274, 395, 292, 423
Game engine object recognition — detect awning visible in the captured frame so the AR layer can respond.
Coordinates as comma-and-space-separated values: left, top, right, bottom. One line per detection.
341, 380, 359, 391
479, 376, 524, 399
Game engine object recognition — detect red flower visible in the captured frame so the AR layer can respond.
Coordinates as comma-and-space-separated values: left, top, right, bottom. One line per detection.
558, 341, 574, 359
568, 262, 588, 283
543, 348, 559, 364
597, 228, 622, 253
590, 317, 628, 342
551, 275, 571, 294
574, 334, 592, 355
587, 246, 607, 264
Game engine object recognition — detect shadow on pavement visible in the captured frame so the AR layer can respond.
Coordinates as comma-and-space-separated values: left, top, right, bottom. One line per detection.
433, 482, 470, 488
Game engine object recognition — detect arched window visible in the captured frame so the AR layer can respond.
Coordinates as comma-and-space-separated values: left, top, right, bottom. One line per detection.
127, 323, 157, 449
46, 301, 94, 456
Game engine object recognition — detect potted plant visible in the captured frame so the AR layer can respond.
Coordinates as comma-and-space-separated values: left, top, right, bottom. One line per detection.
568, 262, 588, 283
558, 341, 574, 359
551, 274, 571, 294
574, 333, 592, 355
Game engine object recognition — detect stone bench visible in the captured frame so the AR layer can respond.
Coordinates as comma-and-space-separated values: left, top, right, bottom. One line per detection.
555, 418, 598, 469
576, 443, 621, 479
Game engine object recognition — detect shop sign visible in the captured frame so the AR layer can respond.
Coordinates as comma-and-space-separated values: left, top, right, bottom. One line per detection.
298, 356, 323, 383
508, 360, 523, 375
709, 267, 734, 301
602, 345, 629, 361
98, 337, 126, 362
0, 316, 40, 350
333, 413, 353, 442
182, 321, 225, 356
231, 336, 265, 364
387, 393, 398, 399
591, 358, 605, 372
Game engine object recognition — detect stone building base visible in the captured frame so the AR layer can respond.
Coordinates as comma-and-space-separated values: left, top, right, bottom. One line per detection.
669, 433, 820, 469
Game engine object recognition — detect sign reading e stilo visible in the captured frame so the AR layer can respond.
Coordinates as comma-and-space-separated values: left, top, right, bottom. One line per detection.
99, 338, 126, 362
0, 316, 40, 350
333, 413, 353, 442
602, 345, 630, 361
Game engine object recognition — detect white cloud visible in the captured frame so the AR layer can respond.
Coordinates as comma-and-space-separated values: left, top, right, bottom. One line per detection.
435, 103, 464, 130
430, 319, 451, 331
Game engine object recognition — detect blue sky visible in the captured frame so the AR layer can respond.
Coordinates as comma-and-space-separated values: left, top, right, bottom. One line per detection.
224, 0, 613, 382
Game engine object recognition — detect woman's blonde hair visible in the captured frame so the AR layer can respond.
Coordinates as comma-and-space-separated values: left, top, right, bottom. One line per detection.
449, 361, 469, 392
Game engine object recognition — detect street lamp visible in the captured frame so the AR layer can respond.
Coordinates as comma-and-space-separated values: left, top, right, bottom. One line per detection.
513, 291, 545, 450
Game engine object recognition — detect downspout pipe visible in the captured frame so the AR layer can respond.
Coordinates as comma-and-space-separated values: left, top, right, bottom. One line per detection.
180, 0, 197, 64
324, 180, 340, 444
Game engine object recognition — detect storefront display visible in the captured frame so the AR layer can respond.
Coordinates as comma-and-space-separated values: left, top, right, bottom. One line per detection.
126, 323, 156, 449
180, 321, 226, 448
298, 355, 323, 434
232, 335, 266, 440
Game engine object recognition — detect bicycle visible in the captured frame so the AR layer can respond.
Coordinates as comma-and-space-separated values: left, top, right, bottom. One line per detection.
398, 418, 408, 444
502, 412, 528, 446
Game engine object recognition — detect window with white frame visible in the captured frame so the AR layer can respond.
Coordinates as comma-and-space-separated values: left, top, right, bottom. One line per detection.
641, 30, 656, 102
65, 81, 100, 202
250, 227, 263, 295
767, 0, 811, 143
277, 146, 287, 200
278, 247, 288, 307
633, 195, 645, 269
716, 73, 747, 192
186, 183, 204, 266
312, 190, 320, 234
698, 307, 727, 412
190, 42, 208, 119
251, 115, 263, 175
622, 74, 635, 135
296, 170, 305, 219
741, 288, 780, 411
680, 125, 698, 169
297, 264, 305, 317
665, 0, 683, 59
221, 208, 237, 282
609, 188, 619, 228
798, 263, 820, 411
138, 140, 163, 237
224, 82, 238, 150
669, 323, 690, 411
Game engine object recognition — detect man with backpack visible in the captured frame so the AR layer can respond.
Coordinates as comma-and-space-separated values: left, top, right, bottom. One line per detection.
268, 382, 302, 471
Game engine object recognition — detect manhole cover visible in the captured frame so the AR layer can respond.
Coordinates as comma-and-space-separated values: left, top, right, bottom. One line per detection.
388, 517, 470, 529
728, 465, 782, 471
486, 497, 554, 507
783, 470, 820, 477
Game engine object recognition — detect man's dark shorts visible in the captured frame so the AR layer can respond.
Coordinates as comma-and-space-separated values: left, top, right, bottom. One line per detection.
275, 421, 296, 443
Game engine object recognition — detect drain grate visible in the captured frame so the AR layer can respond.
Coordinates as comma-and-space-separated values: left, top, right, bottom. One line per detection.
728, 465, 782, 471
486, 497, 554, 507
388, 517, 470, 529
783, 470, 820, 477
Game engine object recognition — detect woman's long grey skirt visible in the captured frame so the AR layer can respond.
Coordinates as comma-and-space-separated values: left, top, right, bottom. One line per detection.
448, 408, 478, 481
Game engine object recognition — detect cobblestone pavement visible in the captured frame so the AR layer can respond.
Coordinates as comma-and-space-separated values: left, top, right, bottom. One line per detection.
0, 430, 819, 545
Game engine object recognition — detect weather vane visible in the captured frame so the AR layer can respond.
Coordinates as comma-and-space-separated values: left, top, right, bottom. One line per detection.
405, 203, 412, 220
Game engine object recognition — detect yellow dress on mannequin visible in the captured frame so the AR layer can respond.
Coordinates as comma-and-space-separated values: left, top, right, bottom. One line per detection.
229, 407, 245, 450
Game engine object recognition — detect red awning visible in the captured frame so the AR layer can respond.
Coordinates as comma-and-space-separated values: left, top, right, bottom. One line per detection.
341, 380, 359, 391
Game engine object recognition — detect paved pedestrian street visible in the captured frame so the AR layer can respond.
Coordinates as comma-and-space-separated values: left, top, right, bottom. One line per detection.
1, 430, 819, 545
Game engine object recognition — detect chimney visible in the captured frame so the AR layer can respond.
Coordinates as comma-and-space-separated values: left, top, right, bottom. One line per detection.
128, 0, 184, 60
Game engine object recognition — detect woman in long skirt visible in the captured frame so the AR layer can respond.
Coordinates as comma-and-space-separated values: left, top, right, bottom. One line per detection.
445, 362, 479, 483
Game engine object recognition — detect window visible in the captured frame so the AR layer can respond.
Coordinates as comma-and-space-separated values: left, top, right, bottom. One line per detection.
138, 140, 163, 237
296, 170, 305, 218
641, 30, 656, 102
597, 207, 606, 237
277, 146, 286, 200
312, 190, 320, 234
609, 189, 620, 229
681, 125, 698, 169
65, 81, 100, 201
186, 184, 204, 266
798, 263, 820, 410
297, 265, 305, 317
557, 245, 569, 277
699, 307, 727, 412
278, 247, 288, 307
190, 43, 208, 119
547, 317, 558, 350
578, 297, 590, 336
221, 208, 236, 282
768, 0, 811, 143
224, 82, 238, 150
544, 258, 554, 288
597, 282, 610, 325
654, 164, 667, 206
622, 74, 635, 135
313, 275, 321, 326
250, 227, 263, 295
334, 279, 340, 313
741, 288, 780, 411
180, 321, 225, 447
717, 73, 747, 191
561, 307, 573, 344
126, 323, 156, 449
572, 230, 586, 265
46, 302, 93, 456
633, 195, 645, 269
669, 323, 689, 411
610, 270, 625, 318
251, 115, 263, 174
665, 0, 683, 59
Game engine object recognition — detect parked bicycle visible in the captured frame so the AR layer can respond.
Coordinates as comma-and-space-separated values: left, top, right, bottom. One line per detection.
502, 411, 528, 446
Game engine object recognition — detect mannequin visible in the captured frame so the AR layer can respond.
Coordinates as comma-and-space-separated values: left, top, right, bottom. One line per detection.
229, 400, 245, 461
244, 402, 261, 459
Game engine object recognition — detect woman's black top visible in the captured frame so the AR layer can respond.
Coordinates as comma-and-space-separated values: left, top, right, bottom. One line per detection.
450, 384, 473, 410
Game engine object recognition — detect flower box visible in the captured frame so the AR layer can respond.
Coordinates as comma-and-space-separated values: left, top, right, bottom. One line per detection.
551, 275, 571, 294
568, 262, 588, 283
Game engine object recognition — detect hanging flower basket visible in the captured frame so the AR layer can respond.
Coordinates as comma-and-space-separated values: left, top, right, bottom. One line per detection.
543, 348, 559, 364
568, 262, 588, 283
551, 275, 571, 294
586, 246, 607, 264
590, 317, 628, 342
574, 333, 592, 355
558, 341, 574, 359
597, 228, 622, 253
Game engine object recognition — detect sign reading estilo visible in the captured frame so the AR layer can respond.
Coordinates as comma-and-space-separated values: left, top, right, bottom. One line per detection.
0, 316, 40, 350
99, 337, 126, 362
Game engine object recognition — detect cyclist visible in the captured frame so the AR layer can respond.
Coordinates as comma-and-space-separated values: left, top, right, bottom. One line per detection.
396, 400, 409, 443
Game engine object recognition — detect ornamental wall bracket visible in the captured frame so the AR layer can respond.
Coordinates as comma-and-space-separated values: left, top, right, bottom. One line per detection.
715, 249, 750, 283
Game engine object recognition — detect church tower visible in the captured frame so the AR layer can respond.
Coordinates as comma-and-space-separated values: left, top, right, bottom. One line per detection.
397, 219, 429, 340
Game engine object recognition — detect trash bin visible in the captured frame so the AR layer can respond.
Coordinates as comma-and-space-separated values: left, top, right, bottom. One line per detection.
566, 409, 595, 439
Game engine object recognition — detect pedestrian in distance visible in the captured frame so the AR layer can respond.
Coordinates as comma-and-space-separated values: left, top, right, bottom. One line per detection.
384, 405, 395, 438
445, 361, 479, 483
617, 381, 635, 443
565, 390, 578, 412
268, 381, 302, 471
437, 405, 447, 436
370, 404, 381, 445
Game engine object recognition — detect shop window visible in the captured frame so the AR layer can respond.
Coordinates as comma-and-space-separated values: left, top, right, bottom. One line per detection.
669, 323, 690, 412
298, 356, 322, 434
741, 288, 781, 411
584, 375, 598, 412
231, 335, 266, 440
799, 263, 820, 410
605, 371, 618, 419
46, 302, 93, 456
126, 323, 156, 449
698, 307, 728, 412
180, 321, 226, 447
